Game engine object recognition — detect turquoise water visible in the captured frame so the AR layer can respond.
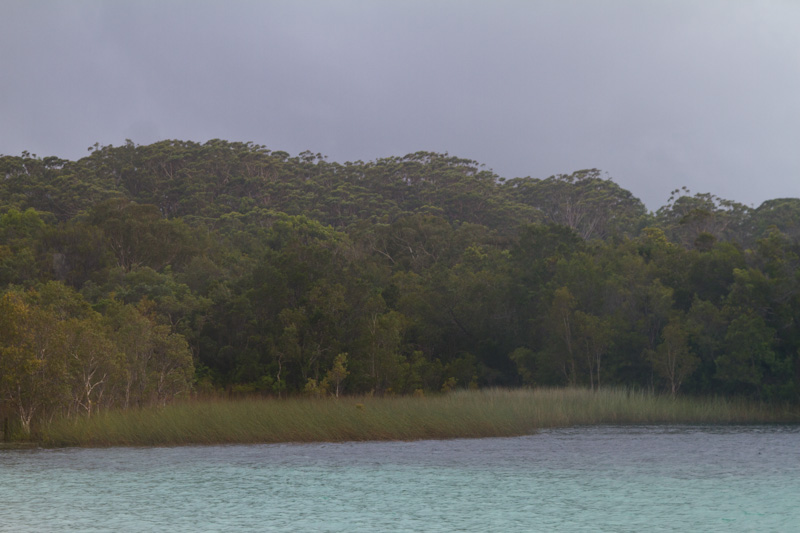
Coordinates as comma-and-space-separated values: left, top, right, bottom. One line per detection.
2, 426, 799, 532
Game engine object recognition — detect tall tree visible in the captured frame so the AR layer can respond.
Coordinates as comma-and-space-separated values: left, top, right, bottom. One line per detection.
508, 169, 646, 239
648, 315, 698, 396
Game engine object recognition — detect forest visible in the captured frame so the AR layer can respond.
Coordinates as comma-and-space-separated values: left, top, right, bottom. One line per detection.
1, 139, 799, 431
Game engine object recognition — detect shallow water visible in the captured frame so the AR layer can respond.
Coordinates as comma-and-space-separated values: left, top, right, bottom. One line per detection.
2, 425, 799, 532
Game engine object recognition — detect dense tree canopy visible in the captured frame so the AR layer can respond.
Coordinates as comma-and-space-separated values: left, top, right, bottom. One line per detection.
2, 139, 799, 431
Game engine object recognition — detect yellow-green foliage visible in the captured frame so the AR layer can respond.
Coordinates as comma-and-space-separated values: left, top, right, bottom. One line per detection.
39, 387, 797, 447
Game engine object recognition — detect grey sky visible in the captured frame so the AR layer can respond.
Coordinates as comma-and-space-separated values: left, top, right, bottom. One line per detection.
2, 1, 798, 210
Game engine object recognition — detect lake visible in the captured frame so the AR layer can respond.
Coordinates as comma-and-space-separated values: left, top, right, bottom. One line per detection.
2, 425, 798, 532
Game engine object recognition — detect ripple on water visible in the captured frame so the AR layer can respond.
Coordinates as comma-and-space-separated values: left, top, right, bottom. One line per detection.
1, 425, 799, 532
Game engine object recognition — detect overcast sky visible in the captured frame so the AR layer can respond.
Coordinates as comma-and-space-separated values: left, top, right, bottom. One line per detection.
2, 1, 798, 210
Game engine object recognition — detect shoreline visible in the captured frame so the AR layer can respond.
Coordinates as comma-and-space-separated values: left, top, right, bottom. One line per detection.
0, 442, 39, 450
8, 423, 800, 451
16, 388, 795, 448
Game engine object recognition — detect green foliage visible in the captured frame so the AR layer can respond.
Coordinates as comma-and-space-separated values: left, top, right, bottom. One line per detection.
507, 169, 647, 239
325, 353, 349, 398
750, 198, 800, 243
2, 138, 800, 434
655, 189, 751, 247
648, 315, 699, 396
717, 312, 776, 394
0, 284, 194, 434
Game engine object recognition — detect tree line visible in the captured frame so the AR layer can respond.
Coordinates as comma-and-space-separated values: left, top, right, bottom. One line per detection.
1, 140, 799, 429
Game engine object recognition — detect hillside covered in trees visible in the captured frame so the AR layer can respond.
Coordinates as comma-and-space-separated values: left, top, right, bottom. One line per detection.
2, 139, 799, 428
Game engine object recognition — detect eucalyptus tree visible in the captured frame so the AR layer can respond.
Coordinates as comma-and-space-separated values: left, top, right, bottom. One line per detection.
648, 314, 698, 396
655, 189, 751, 247
0, 291, 66, 433
507, 169, 646, 240
750, 198, 800, 242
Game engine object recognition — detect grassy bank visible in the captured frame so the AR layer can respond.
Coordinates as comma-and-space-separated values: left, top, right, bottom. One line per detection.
38, 388, 798, 447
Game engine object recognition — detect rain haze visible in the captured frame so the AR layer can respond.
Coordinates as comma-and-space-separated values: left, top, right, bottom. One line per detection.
2, 0, 798, 210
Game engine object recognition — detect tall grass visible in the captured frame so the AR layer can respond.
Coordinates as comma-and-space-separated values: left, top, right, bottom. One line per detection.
39, 387, 798, 447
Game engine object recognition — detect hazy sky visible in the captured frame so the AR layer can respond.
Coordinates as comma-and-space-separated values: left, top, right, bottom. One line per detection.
2, 1, 798, 210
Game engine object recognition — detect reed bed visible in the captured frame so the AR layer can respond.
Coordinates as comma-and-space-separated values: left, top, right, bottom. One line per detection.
39, 387, 798, 447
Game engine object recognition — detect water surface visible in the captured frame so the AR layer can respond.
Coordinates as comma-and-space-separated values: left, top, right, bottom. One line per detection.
2, 425, 798, 532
